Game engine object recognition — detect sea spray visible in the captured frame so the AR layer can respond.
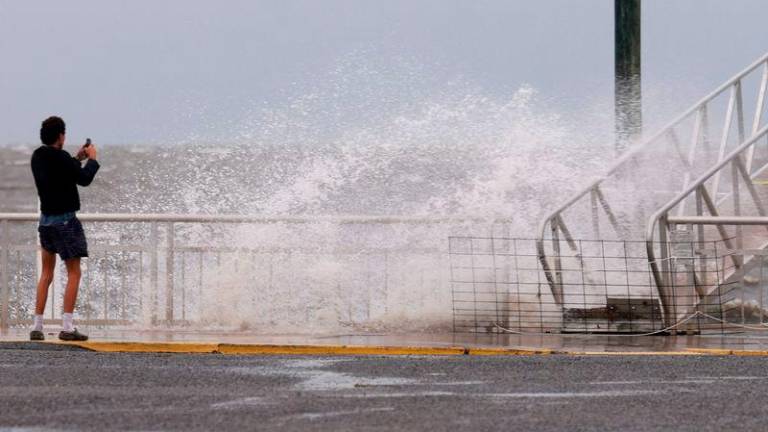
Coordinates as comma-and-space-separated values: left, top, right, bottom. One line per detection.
76, 56, 614, 332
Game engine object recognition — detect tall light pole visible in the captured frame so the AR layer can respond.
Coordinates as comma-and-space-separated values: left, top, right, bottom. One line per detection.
615, 0, 642, 153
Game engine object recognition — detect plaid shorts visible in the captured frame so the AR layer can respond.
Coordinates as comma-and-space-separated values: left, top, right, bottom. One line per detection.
38, 216, 89, 260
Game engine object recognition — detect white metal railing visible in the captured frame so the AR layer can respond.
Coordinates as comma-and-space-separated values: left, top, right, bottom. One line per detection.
537, 52, 768, 313
646, 124, 768, 325
0, 213, 513, 224
0, 213, 512, 330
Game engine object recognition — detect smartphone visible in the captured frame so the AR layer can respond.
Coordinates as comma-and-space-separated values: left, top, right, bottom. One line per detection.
78, 139, 91, 160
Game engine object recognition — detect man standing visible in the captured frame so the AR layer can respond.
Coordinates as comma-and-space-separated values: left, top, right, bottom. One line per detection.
29, 116, 99, 341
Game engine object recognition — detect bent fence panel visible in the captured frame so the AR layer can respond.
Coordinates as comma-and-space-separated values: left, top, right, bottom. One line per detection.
452, 236, 766, 335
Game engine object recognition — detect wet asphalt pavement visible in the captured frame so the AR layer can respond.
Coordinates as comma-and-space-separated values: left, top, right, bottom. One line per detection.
1, 346, 767, 431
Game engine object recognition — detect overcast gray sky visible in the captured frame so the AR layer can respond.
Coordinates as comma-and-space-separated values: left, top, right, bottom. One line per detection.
1, 0, 767, 146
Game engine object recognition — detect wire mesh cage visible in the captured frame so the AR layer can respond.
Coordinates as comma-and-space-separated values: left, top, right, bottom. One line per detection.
449, 235, 768, 335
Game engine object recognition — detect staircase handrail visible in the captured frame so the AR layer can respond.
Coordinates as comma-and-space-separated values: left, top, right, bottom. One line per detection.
645, 124, 768, 324
537, 51, 768, 306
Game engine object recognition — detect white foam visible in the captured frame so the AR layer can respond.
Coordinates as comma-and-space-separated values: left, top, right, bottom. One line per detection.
108, 54, 614, 333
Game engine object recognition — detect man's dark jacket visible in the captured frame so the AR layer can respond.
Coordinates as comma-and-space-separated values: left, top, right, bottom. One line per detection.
30, 145, 100, 215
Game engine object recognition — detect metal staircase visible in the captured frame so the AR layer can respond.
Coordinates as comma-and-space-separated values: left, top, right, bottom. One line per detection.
536, 52, 768, 331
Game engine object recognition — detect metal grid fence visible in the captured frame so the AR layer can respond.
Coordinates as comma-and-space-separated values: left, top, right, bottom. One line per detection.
450, 236, 768, 334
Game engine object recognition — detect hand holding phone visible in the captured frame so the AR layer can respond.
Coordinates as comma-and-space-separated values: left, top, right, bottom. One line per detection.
84, 139, 97, 160
76, 139, 88, 160
77, 138, 96, 161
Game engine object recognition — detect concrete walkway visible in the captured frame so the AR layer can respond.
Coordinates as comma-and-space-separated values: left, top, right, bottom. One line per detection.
4, 328, 768, 355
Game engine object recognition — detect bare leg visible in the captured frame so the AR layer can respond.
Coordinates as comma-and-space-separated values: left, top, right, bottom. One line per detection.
62, 258, 81, 314
35, 249, 56, 315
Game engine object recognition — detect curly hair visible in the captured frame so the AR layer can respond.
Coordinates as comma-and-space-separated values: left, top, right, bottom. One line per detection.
40, 116, 66, 146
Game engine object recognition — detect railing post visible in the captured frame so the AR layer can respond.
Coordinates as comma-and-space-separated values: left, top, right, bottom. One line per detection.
712, 84, 738, 197
1, 220, 9, 330
383, 251, 389, 315
594, 187, 624, 237
747, 62, 768, 172
150, 221, 158, 325
694, 187, 706, 289
701, 103, 710, 151
166, 222, 175, 325
677, 107, 704, 216
735, 79, 746, 145
590, 188, 600, 239
657, 215, 675, 328
732, 160, 743, 251
550, 219, 564, 306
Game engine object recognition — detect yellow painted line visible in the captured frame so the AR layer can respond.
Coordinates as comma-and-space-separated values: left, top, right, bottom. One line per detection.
731, 351, 768, 356
62, 341, 219, 353
686, 348, 734, 355
559, 351, 703, 356
687, 348, 768, 356
468, 347, 553, 356
38, 341, 768, 357
218, 344, 466, 356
